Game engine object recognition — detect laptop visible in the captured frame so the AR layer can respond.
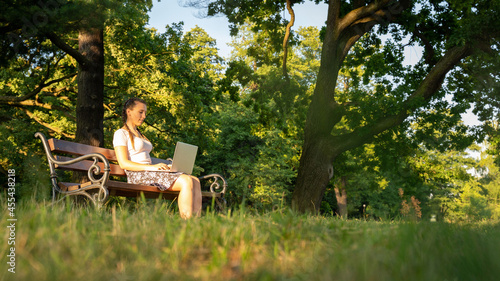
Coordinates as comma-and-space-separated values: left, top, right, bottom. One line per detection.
170, 142, 198, 174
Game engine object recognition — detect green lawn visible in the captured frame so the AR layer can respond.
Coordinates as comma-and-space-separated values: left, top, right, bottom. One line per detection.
2, 198, 500, 281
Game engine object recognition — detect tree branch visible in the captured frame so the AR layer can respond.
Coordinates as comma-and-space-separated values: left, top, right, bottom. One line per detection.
338, 0, 393, 33
144, 120, 169, 134
0, 73, 77, 103
282, 0, 295, 78
326, 0, 341, 35
10, 100, 76, 121
405, 44, 473, 102
331, 43, 473, 155
0, 81, 44, 103
22, 109, 75, 139
45, 32, 91, 67
410, 26, 437, 66
337, 0, 411, 58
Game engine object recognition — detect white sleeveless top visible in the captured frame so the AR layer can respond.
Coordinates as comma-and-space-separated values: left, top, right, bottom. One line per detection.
112, 128, 152, 164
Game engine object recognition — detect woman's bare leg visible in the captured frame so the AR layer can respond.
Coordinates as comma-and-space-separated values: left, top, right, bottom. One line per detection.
171, 175, 202, 219
193, 177, 202, 216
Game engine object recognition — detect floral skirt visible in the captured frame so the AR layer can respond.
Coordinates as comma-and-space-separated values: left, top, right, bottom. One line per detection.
125, 170, 184, 191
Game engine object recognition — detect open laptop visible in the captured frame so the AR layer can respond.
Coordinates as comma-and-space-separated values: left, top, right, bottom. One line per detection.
170, 142, 198, 174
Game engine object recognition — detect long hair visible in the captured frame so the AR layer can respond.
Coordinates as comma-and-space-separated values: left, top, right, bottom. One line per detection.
121, 97, 149, 150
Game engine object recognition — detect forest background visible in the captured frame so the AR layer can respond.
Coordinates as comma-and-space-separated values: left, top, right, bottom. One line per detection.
1, 0, 499, 222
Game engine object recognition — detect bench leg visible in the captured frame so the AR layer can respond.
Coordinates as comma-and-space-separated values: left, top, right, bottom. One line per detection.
52, 182, 109, 208
202, 195, 227, 213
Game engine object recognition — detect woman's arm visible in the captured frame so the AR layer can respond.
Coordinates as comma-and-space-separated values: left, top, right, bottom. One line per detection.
114, 146, 169, 171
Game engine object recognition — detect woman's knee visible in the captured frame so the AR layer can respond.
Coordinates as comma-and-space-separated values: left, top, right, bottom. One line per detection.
177, 175, 198, 190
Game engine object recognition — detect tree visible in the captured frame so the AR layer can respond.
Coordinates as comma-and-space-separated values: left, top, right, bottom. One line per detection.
193, 0, 500, 212
0, 0, 153, 147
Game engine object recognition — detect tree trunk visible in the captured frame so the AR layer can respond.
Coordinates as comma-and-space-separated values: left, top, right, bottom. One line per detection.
334, 176, 348, 219
291, 137, 336, 213
291, 1, 344, 213
76, 28, 104, 147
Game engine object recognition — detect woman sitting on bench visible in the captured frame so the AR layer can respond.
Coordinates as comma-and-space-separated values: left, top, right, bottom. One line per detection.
113, 97, 202, 219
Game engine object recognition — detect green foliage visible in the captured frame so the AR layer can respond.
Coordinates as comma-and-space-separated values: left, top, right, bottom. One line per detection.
199, 102, 300, 210
449, 181, 492, 221
323, 103, 494, 222
407, 145, 491, 222
202, 23, 323, 210
201, 102, 262, 203
485, 122, 500, 167
477, 143, 500, 219
247, 129, 300, 209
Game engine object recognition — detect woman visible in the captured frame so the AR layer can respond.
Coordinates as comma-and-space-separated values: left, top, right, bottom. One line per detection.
113, 97, 202, 218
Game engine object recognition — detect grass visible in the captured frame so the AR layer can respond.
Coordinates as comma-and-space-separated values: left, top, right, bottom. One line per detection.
2, 197, 500, 281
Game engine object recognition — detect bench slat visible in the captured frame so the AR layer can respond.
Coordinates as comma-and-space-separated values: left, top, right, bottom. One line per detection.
49, 138, 118, 161
54, 155, 126, 176
48, 138, 171, 166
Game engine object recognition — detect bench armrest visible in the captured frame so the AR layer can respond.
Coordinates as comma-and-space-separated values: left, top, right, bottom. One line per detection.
35, 132, 111, 205
198, 174, 227, 194
54, 153, 111, 183
35, 132, 111, 181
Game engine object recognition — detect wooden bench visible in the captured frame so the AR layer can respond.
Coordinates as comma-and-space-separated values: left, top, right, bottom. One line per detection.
35, 132, 227, 210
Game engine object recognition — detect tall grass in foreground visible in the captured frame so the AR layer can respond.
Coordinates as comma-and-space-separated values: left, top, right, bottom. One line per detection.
2, 197, 500, 281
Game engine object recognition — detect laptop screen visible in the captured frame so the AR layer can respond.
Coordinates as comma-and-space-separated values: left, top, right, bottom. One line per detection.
170, 142, 198, 174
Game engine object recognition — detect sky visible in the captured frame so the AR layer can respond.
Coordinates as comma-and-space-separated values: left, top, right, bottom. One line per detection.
147, 1, 329, 57
146, 1, 480, 126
